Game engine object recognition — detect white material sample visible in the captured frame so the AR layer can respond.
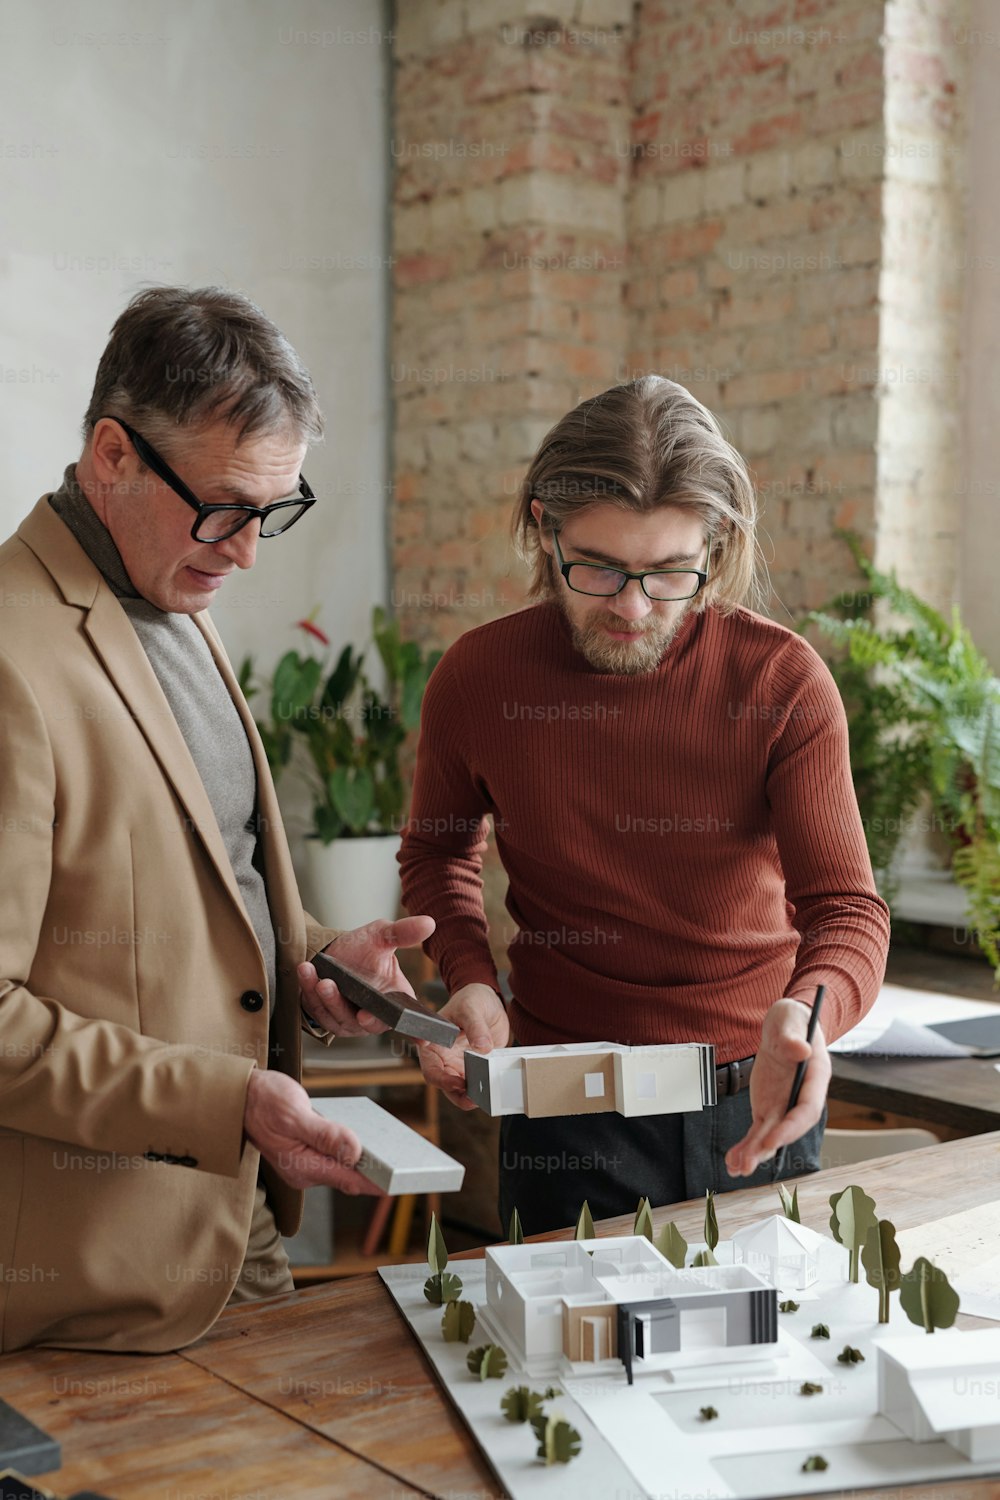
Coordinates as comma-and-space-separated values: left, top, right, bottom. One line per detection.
830, 982, 1000, 1056
311, 1096, 464, 1194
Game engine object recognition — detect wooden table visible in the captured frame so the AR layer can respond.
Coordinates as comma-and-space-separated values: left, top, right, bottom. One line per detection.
6, 1133, 1000, 1500
830, 1052, 1000, 1135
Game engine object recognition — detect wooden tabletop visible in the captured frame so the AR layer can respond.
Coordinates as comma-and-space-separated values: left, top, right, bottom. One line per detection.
7, 1132, 1000, 1500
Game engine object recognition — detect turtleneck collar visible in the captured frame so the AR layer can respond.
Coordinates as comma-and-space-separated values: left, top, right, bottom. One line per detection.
47, 464, 140, 600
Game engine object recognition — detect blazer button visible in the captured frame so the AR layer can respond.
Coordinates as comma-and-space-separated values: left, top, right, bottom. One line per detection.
240, 989, 265, 1013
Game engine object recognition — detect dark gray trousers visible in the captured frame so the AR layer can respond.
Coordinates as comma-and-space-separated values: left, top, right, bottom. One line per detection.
498, 1089, 826, 1238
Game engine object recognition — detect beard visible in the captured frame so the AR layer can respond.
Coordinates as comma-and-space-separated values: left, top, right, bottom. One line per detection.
565, 602, 690, 674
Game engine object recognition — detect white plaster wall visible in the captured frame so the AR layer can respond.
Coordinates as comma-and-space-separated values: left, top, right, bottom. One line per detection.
0, 0, 390, 715
960, 0, 1000, 671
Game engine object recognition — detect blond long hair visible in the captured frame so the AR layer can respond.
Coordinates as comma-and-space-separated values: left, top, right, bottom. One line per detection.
513, 376, 766, 613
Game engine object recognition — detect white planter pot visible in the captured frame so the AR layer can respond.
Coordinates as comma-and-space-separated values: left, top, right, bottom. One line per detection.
303, 833, 403, 934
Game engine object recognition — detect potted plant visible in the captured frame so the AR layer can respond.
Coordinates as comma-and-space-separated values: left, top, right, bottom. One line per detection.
239, 606, 442, 931
802, 534, 1000, 981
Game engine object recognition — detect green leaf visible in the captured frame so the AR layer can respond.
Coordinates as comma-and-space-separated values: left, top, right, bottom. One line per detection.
467, 1344, 508, 1380
500, 1386, 544, 1424
321, 644, 362, 715
423, 1270, 463, 1307
633, 1198, 654, 1241
441, 1299, 476, 1342
777, 1182, 800, 1223
899, 1256, 960, 1333
328, 766, 376, 833
655, 1221, 688, 1269
691, 1249, 717, 1268
427, 1212, 449, 1274
508, 1208, 523, 1245
530, 1413, 582, 1465
574, 1201, 596, 1241
704, 1190, 719, 1251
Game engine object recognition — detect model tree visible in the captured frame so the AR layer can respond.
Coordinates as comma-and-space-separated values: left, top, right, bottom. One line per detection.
829, 1184, 877, 1282
899, 1257, 960, 1334
424, 1212, 463, 1306
861, 1219, 903, 1324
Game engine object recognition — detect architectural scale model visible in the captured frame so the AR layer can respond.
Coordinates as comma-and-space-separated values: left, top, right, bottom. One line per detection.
464, 1040, 717, 1118
379, 1189, 1000, 1499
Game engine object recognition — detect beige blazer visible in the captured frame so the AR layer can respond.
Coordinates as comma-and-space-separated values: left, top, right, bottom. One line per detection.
0, 497, 335, 1353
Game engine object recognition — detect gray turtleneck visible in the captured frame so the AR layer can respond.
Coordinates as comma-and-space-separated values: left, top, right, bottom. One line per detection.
48, 465, 277, 1013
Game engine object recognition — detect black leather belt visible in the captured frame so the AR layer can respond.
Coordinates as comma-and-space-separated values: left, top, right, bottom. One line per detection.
715, 1056, 755, 1096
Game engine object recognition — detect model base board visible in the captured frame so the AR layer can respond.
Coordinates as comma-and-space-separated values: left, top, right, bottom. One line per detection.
311, 1097, 465, 1194
379, 1235, 1000, 1499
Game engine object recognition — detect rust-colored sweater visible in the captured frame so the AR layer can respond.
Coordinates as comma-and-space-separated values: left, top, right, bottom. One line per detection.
399, 602, 889, 1063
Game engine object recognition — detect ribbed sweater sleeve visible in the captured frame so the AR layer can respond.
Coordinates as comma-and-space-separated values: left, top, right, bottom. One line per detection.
398, 652, 500, 996
763, 634, 890, 1039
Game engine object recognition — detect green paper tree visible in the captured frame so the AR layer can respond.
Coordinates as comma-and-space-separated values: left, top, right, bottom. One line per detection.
467, 1344, 508, 1379
633, 1197, 654, 1240
508, 1207, 524, 1245
777, 1182, 801, 1223
829, 1184, 877, 1282
861, 1219, 903, 1323
704, 1190, 719, 1251
691, 1248, 718, 1267
501, 1386, 545, 1424
656, 1221, 688, 1269
441, 1300, 476, 1343
575, 1201, 596, 1241
423, 1212, 463, 1305
899, 1257, 960, 1334
530, 1413, 582, 1465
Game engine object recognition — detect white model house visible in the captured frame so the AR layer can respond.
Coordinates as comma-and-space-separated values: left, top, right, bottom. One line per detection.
731, 1215, 830, 1291
465, 1041, 716, 1119
876, 1328, 1000, 1460
482, 1236, 777, 1383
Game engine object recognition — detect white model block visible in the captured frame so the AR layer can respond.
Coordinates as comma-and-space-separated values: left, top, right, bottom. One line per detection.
731, 1214, 828, 1291
876, 1328, 1000, 1460
613, 1045, 706, 1116
465, 1041, 714, 1119
310, 1096, 465, 1194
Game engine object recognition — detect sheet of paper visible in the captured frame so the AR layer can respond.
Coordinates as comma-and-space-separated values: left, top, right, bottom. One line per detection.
830, 1015, 976, 1058
896, 1201, 1000, 1322
830, 982, 1000, 1056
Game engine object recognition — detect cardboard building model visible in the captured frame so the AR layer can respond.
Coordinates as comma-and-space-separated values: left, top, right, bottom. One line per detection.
482, 1236, 777, 1384
731, 1214, 830, 1291
465, 1041, 717, 1119
877, 1328, 1000, 1461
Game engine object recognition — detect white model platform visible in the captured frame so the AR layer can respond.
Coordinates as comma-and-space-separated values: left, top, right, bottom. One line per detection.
311, 1096, 465, 1194
380, 1230, 1000, 1499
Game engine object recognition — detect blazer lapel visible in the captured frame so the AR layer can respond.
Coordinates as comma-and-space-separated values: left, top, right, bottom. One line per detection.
18, 497, 264, 958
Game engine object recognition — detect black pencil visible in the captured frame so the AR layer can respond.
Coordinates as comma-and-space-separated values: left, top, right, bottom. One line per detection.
774, 984, 826, 1177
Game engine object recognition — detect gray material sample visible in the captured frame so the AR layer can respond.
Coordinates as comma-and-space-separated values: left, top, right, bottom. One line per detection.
312, 954, 460, 1046
311, 1096, 465, 1194
0, 1396, 61, 1476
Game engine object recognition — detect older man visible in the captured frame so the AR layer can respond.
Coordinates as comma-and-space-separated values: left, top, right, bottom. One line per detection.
401, 376, 890, 1235
0, 285, 425, 1353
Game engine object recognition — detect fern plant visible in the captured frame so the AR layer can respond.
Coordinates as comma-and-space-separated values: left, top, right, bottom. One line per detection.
802, 534, 1000, 979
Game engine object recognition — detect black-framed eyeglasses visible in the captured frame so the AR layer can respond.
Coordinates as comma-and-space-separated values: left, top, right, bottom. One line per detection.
551, 529, 710, 601
100, 415, 316, 542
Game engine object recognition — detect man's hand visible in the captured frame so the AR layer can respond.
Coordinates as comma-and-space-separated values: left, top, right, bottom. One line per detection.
243, 1070, 382, 1193
418, 982, 510, 1110
725, 998, 831, 1178
297, 914, 436, 1036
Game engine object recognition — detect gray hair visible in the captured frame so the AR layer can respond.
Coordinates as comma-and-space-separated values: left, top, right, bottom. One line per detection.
82, 285, 324, 453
